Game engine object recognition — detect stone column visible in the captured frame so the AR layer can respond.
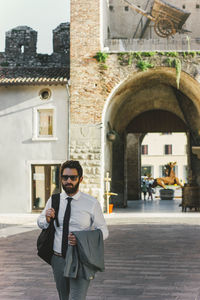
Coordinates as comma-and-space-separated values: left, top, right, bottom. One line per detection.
126, 133, 141, 200
70, 0, 103, 204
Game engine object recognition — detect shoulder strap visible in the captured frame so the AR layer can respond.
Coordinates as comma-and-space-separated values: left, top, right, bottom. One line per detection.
51, 193, 60, 227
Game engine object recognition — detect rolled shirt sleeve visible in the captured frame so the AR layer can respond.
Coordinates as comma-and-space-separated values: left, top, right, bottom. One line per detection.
92, 200, 109, 240
37, 197, 51, 229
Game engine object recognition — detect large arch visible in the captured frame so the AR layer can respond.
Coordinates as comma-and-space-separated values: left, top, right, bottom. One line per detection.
102, 67, 200, 207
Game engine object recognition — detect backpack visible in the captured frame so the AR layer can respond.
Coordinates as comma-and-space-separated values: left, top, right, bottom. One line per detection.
37, 193, 60, 265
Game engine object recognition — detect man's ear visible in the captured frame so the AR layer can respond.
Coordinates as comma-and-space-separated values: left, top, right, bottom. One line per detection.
79, 176, 83, 183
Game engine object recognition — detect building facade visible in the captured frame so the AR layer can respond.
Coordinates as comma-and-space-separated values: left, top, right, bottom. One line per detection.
3, 1, 200, 212
70, 0, 200, 209
141, 133, 188, 183
0, 24, 70, 213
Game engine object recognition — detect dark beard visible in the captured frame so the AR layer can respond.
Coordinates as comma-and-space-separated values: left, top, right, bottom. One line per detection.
62, 180, 80, 195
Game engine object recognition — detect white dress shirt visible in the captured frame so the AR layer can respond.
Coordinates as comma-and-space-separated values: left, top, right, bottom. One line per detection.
37, 190, 109, 254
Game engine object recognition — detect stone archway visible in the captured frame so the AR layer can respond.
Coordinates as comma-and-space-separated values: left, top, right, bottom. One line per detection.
103, 68, 200, 207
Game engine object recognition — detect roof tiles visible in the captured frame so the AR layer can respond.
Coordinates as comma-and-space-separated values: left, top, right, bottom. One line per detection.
0, 67, 69, 86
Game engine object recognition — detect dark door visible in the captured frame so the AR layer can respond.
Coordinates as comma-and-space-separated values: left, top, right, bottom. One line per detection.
32, 164, 61, 211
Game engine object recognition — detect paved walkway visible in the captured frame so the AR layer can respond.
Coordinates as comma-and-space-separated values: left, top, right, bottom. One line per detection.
1, 201, 200, 299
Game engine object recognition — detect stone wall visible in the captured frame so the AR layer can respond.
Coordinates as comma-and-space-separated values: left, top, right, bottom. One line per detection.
0, 23, 70, 68
70, 31, 200, 205
70, 0, 200, 207
70, 0, 102, 124
69, 124, 102, 202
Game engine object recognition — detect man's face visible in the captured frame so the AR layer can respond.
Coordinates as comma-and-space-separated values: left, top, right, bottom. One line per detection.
61, 168, 83, 195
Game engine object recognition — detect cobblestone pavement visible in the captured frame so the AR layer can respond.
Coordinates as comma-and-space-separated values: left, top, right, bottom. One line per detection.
1, 214, 200, 300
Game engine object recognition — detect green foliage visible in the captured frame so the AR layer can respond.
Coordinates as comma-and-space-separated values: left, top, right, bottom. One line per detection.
94, 52, 109, 63
136, 60, 154, 71
182, 52, 187, 58
100, 63, 108, 70
132, 52, 142, 59
164, 57, 182, 89
118, 51, 156, 66
141, 51, 156, 57
175, 58, 181, 89
165, 57, 174, 67
187, 51, 196, 57
128, 53, 134, 65
159, 52, 166, 56
166, 52, 179, 57
118, 52, 135, 65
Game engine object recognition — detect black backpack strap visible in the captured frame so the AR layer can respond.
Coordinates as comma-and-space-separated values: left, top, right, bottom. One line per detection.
51, 193, 60, 227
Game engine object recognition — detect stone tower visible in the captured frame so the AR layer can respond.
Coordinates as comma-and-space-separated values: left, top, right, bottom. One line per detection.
70, 0, 106, 203
53, 22, 70, 54
70, 0, 102, 120
5, 26, 37, 55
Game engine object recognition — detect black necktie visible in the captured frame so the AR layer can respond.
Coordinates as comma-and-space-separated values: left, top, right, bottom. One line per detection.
61, 197, 72, 258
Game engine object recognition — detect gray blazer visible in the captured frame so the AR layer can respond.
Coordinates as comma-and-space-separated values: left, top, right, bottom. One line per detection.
64, 229, 105, 280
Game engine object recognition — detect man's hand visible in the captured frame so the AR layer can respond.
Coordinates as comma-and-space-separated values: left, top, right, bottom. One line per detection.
68, 233, 77, 246
45, 208, 55, 223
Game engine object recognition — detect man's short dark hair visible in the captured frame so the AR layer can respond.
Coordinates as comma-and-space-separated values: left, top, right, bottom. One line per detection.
60, 160, 83, 178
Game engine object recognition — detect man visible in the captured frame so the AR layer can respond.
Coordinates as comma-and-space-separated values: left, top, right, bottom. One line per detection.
37, 160, 109, 300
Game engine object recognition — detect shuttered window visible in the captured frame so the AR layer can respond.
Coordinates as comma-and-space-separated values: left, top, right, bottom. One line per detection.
164, 144, 172, 155
142, 145, 148, 155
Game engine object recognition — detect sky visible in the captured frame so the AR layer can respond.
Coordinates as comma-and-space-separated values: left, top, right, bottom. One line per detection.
0, 0, 70, 54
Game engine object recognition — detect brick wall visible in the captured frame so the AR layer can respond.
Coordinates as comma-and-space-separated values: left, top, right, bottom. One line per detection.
70, 1, 200, 205
70, 0, 103, 124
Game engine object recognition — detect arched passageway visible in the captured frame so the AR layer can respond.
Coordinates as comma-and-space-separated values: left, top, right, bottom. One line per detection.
103, 68, 200, 207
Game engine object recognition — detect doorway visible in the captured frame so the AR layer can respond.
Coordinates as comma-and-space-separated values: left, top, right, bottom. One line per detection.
103, 68, 200, 210
31, 164, 61, 211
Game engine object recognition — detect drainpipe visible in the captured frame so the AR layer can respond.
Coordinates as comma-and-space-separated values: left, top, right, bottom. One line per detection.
66, 81, 70, 160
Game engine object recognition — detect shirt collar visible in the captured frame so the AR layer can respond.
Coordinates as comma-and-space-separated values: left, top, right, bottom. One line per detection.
61, 190, 81, 200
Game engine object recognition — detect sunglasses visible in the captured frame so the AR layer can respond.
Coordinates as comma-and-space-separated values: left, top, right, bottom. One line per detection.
61, 175, 79, 181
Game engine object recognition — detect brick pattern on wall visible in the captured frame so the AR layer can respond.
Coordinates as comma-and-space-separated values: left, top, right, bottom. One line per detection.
70, 0, 103, 124
70, 0, 200, 204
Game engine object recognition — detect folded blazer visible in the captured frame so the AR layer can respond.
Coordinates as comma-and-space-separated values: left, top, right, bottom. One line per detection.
64, 229, 105, 280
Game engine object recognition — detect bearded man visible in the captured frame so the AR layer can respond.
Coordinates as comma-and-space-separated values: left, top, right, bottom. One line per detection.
37, 160, 109, 300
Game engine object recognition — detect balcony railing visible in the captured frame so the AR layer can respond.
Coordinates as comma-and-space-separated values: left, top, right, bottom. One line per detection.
104, 38, 200, 52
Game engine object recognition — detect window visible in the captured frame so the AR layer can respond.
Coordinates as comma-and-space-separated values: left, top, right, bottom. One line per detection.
124, 6, 129, 11
141, 166, 153, 177
182, 4, 186, 9
160, 165, 167, 177
33, 107, 56, 140
20, 45, 24, 53
160, 164, 177, 177
164, 144, 172, 155
38, 109, 53, 136
39, 89, 51, 100
142, 145, 148, 155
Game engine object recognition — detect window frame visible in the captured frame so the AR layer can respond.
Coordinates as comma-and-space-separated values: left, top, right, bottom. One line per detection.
32, 106, 57, 141
164, 144, 172, 155
141, 144, 148, 155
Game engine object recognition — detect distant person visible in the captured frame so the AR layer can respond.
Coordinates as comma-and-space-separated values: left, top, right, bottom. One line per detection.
37, 160, 109, 300
141, 181, 147, 201
147, 183, 154, 201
